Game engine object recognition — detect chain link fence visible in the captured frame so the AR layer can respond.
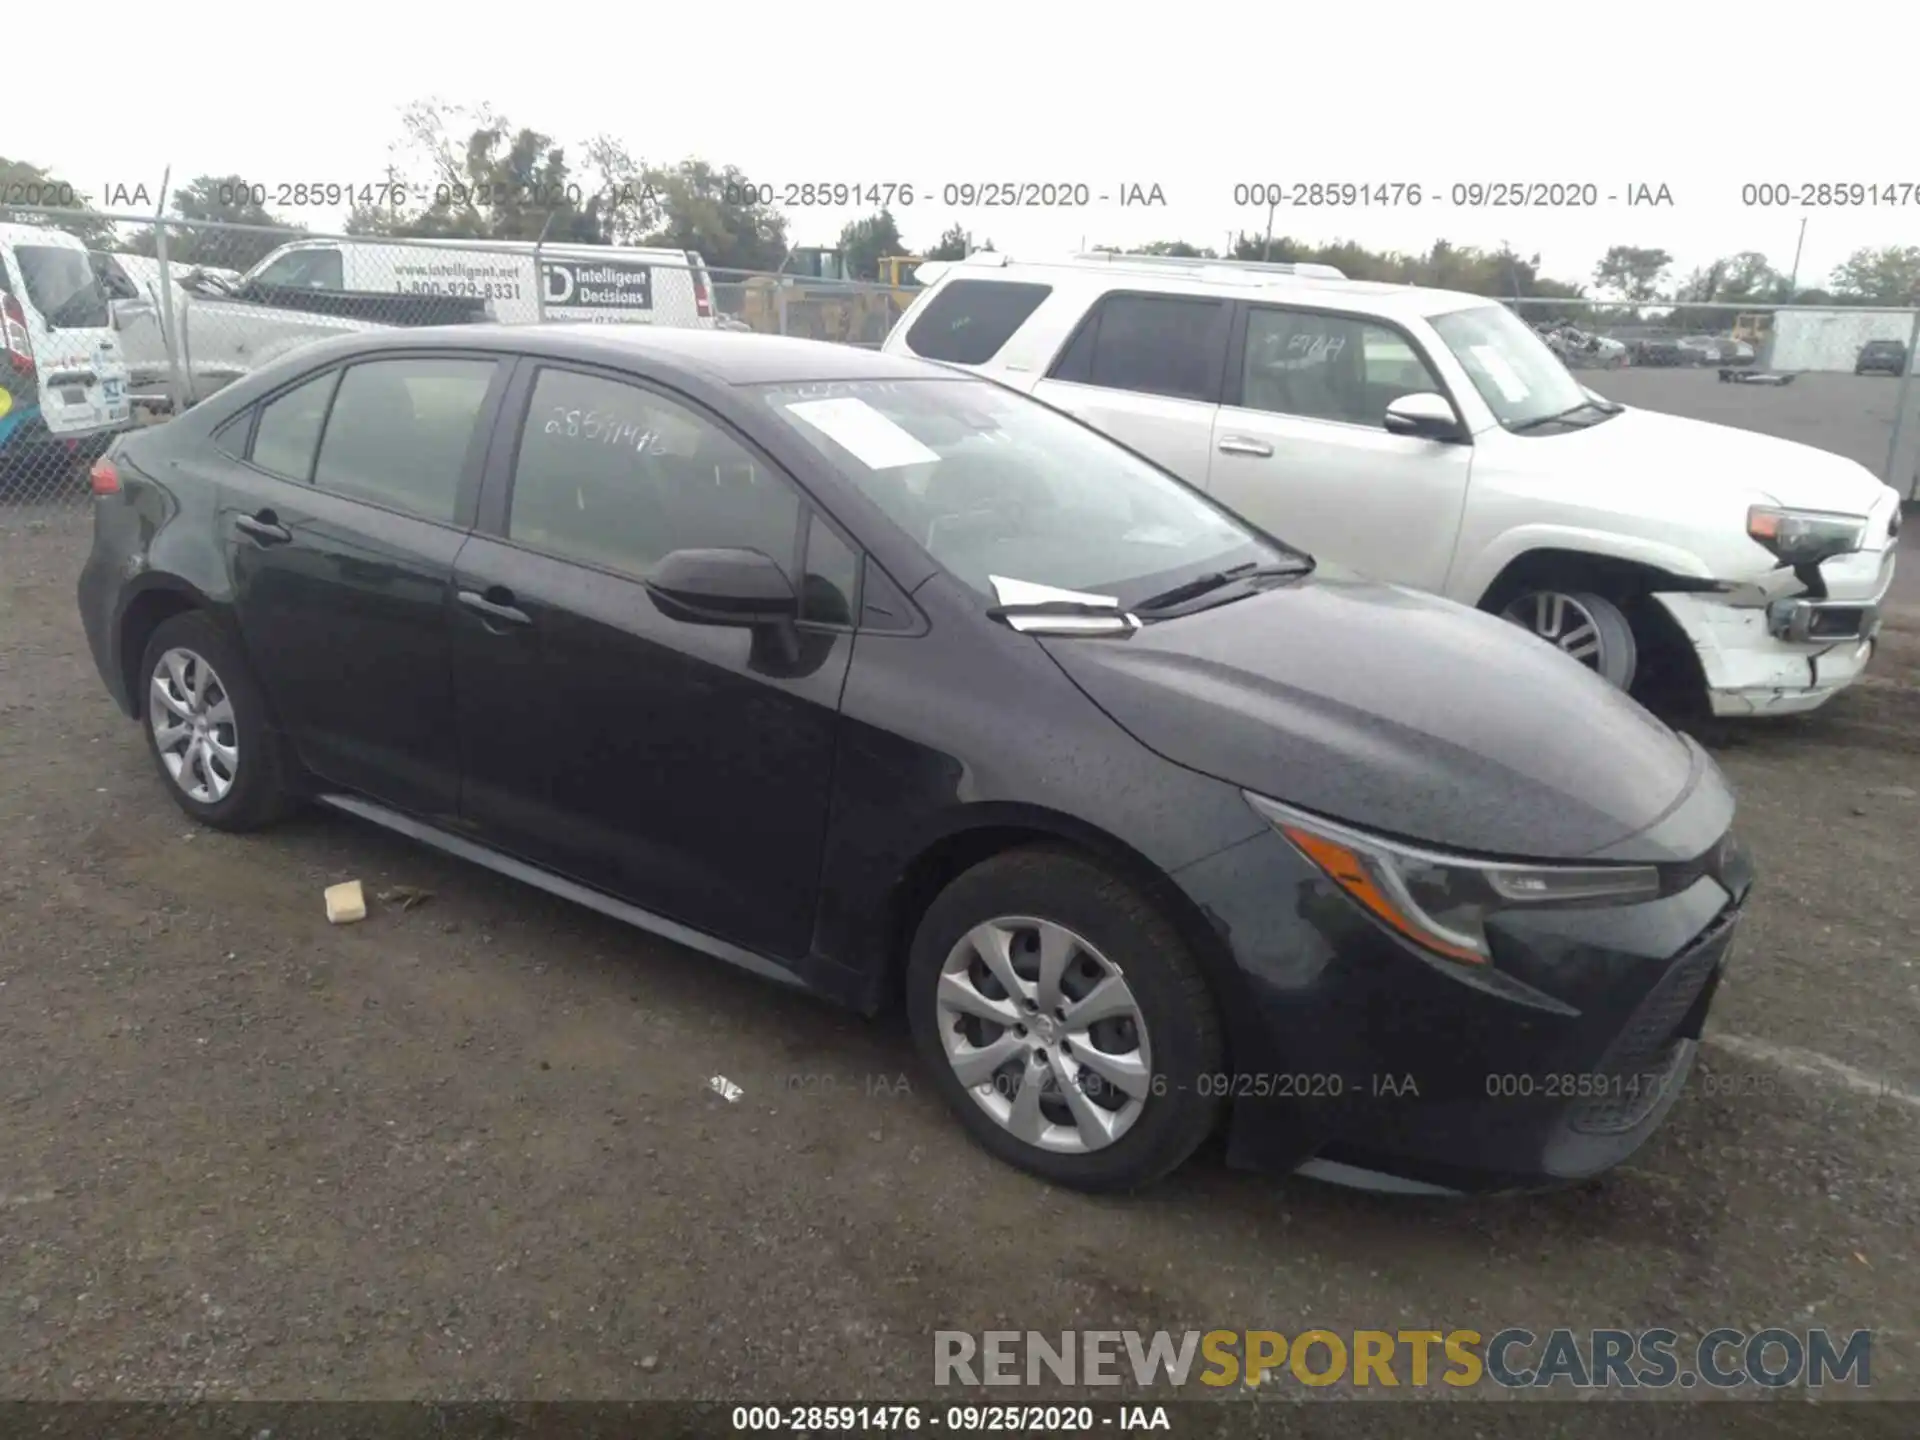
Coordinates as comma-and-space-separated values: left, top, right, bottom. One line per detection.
0, 207, 909, 508
1502, 296, 1920, 500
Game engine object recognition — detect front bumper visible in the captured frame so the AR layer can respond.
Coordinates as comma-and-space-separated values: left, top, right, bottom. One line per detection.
1655, 544, 1897, 717
1171, 816, 1752, 1195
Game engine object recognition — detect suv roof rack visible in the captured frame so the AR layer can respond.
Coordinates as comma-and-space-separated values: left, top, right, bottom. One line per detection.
1066, 251, 1348, 281
915, 250, 1353, 290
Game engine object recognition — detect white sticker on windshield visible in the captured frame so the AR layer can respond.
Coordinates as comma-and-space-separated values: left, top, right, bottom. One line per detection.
1470, 345, 1531, 404
988, 576, 1119, 608
787, 397, 941, 470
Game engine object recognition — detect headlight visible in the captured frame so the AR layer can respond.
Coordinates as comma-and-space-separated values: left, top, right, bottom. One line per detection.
1246, 794, 1661, 965
1747, 505, 1868, 566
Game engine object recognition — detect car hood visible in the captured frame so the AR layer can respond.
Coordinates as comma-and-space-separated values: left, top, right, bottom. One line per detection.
1545, 404, 1890, 515
1042, 575, 1715, 861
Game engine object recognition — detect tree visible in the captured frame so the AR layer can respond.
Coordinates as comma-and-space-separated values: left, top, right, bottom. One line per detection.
837, 209, 907, 281
638, 160, 788, 274
124, 174, 303, 270
1831, 245, 1920, 303
924, 224, 973, 261
1137, 240, 1217, 258
343, 101, 616, 243
0, 156, 116, 247
1592, 245, 1673, 302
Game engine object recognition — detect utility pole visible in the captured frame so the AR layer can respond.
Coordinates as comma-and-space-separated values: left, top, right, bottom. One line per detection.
1262, 199, 1276, 262
1787, 215, 1808, 298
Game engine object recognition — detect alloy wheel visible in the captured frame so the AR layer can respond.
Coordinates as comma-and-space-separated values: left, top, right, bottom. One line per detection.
934, 917, 1154, 1155
149, 646, 240, 804
1500, 590, 1638, 688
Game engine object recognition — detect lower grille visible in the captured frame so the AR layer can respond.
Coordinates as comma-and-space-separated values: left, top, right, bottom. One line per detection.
1568, 913, 1735, 1136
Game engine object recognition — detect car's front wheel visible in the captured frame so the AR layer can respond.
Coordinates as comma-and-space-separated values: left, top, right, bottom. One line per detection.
139, 612, 295, 831
1497, 588, 1639, 690
907, 847, 1225, 1193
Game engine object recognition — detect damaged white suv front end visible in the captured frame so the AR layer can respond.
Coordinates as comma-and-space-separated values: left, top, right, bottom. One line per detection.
1422, 302, 1902, 720
1652, 491, 1900, 716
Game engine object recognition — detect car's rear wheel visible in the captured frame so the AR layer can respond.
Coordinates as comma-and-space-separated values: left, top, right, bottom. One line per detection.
139, 612, 295, 831
1498, 588, 1639, 690
906, 847, 1224, 1193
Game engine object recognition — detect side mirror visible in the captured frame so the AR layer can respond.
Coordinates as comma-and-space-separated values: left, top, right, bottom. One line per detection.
645, 547, 798, 627
1383, 391, 1464, 442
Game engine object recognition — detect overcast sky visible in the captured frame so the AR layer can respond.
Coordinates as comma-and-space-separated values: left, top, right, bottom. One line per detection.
16, 1, 1920, 289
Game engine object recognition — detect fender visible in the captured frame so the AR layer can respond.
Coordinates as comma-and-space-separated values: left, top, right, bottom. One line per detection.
1451, 522, 1724, 607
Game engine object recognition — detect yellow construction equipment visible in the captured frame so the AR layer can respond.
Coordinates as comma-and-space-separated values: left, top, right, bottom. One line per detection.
1733, 312, 1771, 346
739, 247, 895, 345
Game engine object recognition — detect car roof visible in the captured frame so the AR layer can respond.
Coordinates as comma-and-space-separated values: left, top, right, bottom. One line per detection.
308, 323, 952, 386
0, 222, 88, 249
928, 257, 1496, 321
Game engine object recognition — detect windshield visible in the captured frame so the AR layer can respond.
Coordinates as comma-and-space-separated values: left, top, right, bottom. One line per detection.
757, 377, 1291, 606
15, 245, 109, 329
1429, 303, 1590, 429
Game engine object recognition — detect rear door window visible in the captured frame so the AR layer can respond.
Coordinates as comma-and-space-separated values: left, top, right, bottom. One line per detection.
1049, 293, 1228, 402
904, 279, 1052, 364
311, 357, 496, 522
14, 245, 110, 328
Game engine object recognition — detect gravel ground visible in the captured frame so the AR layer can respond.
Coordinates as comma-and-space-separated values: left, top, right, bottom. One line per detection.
1, 501, 1917, 1413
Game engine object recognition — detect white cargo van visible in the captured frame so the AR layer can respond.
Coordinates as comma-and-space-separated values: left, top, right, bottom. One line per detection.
239, 238, 719, 328
1, 224, 133, 466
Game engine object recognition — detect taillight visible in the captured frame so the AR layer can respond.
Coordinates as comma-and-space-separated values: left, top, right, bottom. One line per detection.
689, 254, 712, 318
2, 294, 33, 375
89, 456, 120, 496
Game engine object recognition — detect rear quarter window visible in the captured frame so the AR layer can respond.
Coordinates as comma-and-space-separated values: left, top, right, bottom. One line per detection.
904, 280, 1052, 365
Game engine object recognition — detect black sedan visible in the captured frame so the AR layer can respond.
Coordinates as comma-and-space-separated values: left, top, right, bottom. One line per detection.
1855, 339, 1908, 376
77, 326, 1752, 1196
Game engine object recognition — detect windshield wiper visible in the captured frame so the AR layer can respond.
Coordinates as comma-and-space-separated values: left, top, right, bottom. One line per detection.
1509, 398, 1619, 433
1132, 559, 1315, 615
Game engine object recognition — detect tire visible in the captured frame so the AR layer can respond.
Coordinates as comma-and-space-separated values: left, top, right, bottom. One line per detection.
138, 611, 296, 831
906, 846, 1225, 1193
1495, 588, 1639, 690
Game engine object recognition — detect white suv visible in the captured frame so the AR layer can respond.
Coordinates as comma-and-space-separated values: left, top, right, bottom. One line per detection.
882, 252, 1902, 717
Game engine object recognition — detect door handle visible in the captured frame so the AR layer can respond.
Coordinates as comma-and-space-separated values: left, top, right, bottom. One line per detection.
458, 588, 532, 628
1217, 436, 1274, 458
234, 511, 291, 545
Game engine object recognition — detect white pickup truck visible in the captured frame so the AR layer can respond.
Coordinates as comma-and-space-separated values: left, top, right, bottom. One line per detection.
89, 251, 486, 412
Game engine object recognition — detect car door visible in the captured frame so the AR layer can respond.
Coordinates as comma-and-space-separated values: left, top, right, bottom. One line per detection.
1028, 290, 1229, 487
448, 360, 857, 961
222, 352, 507, 819
1204, 303, 1473, 591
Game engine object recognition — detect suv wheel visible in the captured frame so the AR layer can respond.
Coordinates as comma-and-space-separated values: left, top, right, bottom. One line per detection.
906, 848, 1224, 1193
139, 612, 295, 831
1498, 589, 1639, 689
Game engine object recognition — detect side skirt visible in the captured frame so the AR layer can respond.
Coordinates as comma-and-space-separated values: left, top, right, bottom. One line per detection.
315, 792, 818, 996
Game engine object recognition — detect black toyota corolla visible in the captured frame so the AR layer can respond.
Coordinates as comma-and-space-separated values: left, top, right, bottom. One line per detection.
77, 325, 1753, 1196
